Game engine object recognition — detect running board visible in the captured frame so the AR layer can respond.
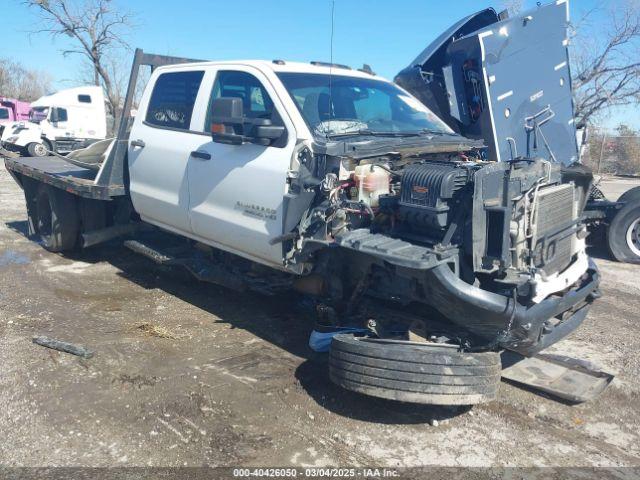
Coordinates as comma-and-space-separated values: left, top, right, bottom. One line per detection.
501, 351, 614, 403
124, 239, 246, 292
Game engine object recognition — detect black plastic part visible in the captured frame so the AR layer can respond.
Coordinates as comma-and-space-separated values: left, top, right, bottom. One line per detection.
190, 150, 211, 160
335, 229, 457, 270
421, 260, 600, 356
124, 239, 247, 292
310, 61, 351, 70
398, 161, 473, 230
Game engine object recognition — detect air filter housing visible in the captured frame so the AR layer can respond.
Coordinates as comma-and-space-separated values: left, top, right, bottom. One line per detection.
398, 161, 475, 231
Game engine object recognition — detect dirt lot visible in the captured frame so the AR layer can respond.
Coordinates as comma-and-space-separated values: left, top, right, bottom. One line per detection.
597, 175, 640, 201
1, 166, 639, 470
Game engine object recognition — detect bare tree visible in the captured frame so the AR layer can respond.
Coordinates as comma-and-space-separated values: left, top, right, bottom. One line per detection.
570, 0, 640, 127
0, 58, 52, 101
25, 0, 136, 131
586, 124, 640, 174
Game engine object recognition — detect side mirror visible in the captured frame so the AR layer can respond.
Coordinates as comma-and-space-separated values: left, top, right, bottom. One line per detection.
210, 97, 246, 145
250, 118, 286, 142
50, 108, 59, 124
210, 97, 285, 146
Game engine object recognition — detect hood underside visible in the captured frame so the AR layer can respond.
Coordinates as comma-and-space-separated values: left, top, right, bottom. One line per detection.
395, 1, 579, 166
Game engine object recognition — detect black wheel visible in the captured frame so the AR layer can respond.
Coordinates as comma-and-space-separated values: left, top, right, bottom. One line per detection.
27, 141, 50, 157
329, 334, 501, 405
607, 199, 640, 264
33, 184, 79, 252
618, 186, 640, 205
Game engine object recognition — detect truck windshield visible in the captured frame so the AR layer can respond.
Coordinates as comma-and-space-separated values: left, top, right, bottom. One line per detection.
0, 108, 8, 120
29, 107, 49, 124
277, 72, 454, 138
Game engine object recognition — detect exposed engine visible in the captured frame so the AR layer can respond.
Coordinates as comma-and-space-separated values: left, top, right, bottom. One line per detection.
289, 146, 590, 306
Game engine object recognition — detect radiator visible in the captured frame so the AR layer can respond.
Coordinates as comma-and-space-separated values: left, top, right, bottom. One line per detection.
531, 184, 576, 275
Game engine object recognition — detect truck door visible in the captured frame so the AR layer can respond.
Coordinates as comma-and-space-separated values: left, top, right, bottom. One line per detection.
128, 68, 207, 234
47, 107, 69, 141
186, 67, 296, 266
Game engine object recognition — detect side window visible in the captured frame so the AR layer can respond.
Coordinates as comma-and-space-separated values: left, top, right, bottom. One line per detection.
57, 108, 68, 122
204, 70, 283, 131
145, 70, 205, 130
78, 94, 92, 103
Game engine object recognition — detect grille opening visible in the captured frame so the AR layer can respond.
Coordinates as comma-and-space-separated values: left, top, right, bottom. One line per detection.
486, 210, 505, 258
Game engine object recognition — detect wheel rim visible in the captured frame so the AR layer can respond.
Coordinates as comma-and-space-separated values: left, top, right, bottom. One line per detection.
34, 143, 47, 156
626, 217, 640, 258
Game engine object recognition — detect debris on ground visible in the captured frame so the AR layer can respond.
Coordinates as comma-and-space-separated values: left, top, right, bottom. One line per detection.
32, 336, 94, 359
136, 322, 179, 339
501, 351, 614, 403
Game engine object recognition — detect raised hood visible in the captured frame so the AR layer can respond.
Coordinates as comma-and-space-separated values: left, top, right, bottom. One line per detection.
395, 0, 579, 165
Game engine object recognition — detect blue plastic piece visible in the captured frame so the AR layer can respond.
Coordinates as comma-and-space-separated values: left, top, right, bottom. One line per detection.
308, 328, 368, 353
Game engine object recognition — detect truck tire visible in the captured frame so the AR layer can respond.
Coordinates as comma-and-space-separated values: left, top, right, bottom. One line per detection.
33, 184, 79, 252
607, 199, 640, 264
618, 186, 640, 205
27, 141, 50, 157
329, 334, 501, 405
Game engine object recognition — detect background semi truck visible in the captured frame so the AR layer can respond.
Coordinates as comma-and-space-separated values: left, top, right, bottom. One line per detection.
0, 1, 636, 406
1, 85, 106, 157
0, 97, 31, 137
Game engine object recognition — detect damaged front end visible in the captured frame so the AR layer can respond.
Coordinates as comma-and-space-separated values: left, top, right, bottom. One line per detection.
278, 0, 599, 356
281, 134, 599, 356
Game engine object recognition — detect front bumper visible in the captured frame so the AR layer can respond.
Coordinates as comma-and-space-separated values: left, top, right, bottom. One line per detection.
423, 259, 601, 356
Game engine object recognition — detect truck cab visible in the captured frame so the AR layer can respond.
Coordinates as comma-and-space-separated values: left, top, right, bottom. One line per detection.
1, 86, 106, 157
129, 60, 353, 266
0, 97, 31, 138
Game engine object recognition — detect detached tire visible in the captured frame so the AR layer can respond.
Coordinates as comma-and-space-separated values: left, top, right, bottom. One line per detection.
33, 184, 79, 252
329, 334, 501, 405
607, 199, 640, 264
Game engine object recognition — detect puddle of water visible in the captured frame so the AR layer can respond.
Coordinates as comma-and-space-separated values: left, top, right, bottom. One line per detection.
0, 250, 30, 266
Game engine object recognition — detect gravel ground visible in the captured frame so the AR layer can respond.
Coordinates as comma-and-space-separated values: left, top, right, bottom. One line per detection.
0, 166, 639, 469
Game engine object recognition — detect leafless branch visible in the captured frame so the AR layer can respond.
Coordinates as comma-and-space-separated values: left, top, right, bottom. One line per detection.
0, 58, 52, 101
570, 0, 640, 127
24, 0, 137, 132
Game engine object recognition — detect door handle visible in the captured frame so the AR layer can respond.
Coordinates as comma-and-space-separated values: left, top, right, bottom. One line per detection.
190, 150, 211, 160
131, 139, 146, 148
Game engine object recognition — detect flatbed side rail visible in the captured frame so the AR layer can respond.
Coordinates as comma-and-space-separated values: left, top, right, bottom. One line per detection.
94, 49, 205, 190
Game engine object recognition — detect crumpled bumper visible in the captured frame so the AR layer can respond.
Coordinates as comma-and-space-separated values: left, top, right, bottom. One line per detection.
422, 259, 601, 356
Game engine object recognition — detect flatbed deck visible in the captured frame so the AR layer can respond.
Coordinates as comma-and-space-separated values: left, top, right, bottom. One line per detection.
3, 155, 124, 200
